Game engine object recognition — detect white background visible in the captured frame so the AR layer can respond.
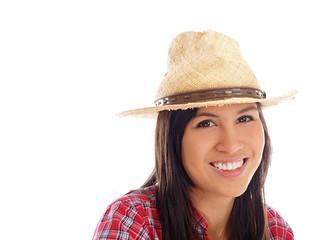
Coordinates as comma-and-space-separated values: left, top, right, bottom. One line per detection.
0, 1, 319, 239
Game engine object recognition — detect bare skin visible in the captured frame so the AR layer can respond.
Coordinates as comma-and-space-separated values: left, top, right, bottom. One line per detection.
181, 103, 265, 239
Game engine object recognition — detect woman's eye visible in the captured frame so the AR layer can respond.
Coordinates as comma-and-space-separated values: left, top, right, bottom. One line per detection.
197, 120, 215, 128
237, 115, 254, 123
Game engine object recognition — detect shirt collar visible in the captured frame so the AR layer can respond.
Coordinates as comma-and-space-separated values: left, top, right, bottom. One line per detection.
193, 208, 209, 237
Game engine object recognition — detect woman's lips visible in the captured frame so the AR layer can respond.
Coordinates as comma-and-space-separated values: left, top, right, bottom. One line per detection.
209, 157, 249, 178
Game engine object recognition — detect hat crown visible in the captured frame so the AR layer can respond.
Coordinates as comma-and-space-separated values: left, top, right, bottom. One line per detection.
156, 30, 260, 99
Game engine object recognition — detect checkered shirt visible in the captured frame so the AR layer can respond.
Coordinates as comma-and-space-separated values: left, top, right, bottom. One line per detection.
93, 185, 293, 239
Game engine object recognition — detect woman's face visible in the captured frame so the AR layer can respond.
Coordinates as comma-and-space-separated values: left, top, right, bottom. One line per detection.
181, 103, 265, 199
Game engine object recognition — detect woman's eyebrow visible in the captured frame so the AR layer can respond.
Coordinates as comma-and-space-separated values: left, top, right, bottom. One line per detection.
194, 112, 219, 118
195, 106, 258, 118
237, 106, 258, 115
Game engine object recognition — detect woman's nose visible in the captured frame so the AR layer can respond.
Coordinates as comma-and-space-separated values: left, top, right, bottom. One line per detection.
214, 127, 244, 154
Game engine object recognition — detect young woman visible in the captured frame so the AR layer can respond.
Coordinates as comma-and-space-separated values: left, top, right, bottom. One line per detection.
93, 30, 296, 239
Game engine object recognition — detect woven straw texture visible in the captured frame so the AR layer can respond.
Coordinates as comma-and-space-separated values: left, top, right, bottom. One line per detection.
156, 31, 260, 99
118, 30, 297, 118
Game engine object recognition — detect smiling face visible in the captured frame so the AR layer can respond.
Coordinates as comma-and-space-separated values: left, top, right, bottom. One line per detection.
181, 103, 265, 199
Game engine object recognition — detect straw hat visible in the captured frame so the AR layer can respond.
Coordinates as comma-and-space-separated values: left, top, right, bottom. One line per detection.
118, 30, 297, 118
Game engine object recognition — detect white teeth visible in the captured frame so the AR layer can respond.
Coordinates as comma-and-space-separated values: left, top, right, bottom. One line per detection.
213, 159, 245, 171
232, 162, 237, 169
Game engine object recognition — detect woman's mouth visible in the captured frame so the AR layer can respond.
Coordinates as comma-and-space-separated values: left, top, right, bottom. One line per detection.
210, 158, 248, 171
209, 157, 249, 178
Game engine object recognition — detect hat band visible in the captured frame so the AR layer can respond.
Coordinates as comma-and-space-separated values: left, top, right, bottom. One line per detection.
154, 87, 266, 106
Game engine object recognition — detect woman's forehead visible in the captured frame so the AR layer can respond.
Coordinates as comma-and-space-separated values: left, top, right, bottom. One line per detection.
196, 103, 258, 115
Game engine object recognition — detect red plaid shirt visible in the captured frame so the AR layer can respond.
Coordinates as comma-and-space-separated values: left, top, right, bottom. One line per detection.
93, 185, 293, 240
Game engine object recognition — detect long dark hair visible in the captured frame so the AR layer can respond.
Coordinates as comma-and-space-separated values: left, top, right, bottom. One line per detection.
142, 103, 271, 239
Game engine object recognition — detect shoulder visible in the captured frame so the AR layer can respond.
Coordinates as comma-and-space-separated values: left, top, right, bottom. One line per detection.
117, 185, 158, 208
267, 205, 294, 239
92, 185, 161, 240
102, 185, 158, 223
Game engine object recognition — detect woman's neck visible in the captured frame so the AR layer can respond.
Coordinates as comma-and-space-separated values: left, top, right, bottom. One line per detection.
189, 189, 235, 239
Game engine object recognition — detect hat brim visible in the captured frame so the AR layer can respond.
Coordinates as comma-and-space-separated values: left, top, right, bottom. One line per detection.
117, 90, 298, 119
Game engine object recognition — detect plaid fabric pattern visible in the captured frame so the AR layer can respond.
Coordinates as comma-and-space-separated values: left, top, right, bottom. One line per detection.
267, 206, 294, 239
93, 185, 293, 240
